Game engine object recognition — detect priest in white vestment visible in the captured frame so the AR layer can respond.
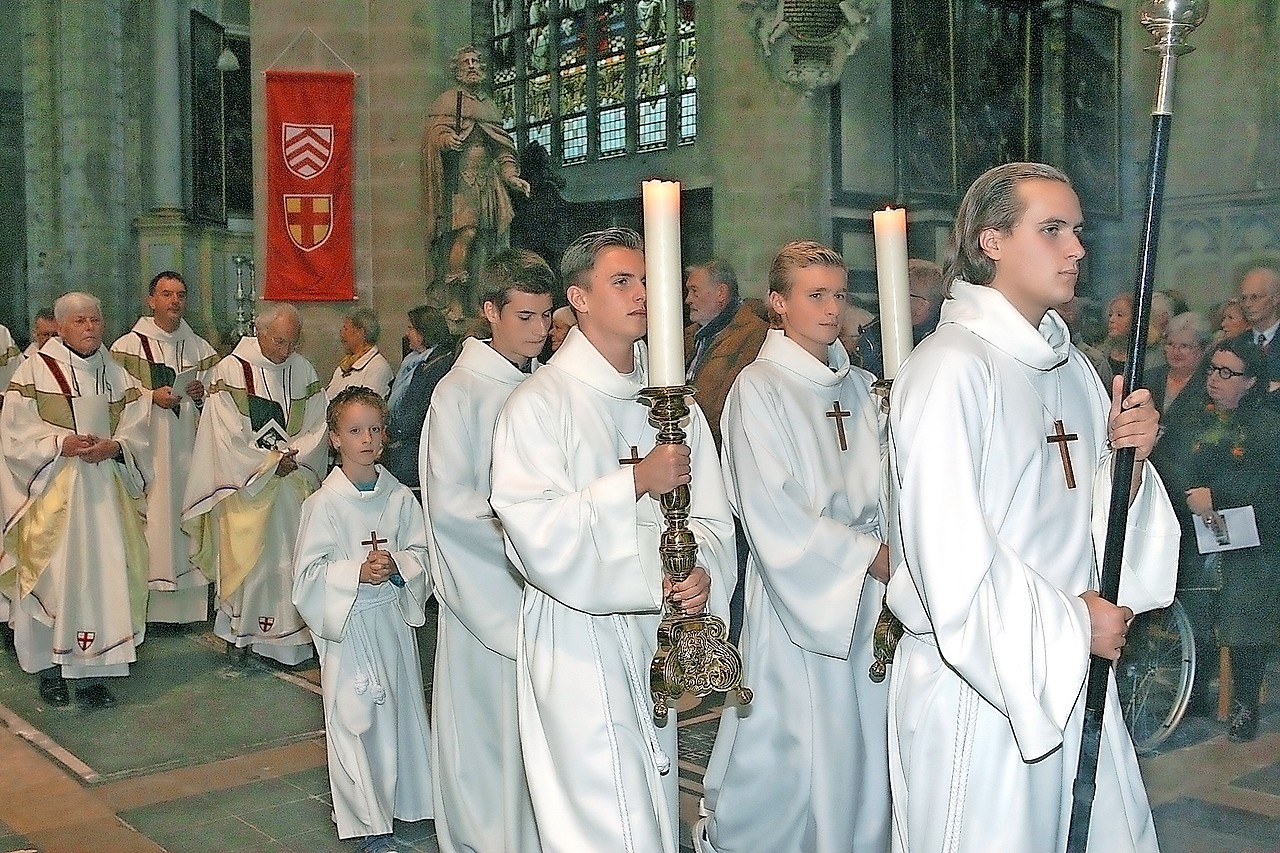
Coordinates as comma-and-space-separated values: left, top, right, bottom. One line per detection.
0, 323, 18, 625
111, 272, 219, 623
182, 304, 326, 665
294, 388, 433, 847
885, 164, 1179, 853
326, 308, 394, 399
490, 229, 737, 853
696, 242, 890, 853
0, 323, 20, 394
423, 249, 553, 853
0, 292, 152, 708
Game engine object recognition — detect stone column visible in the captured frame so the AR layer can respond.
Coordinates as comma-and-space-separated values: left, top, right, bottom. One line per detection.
151, 0, 183, 211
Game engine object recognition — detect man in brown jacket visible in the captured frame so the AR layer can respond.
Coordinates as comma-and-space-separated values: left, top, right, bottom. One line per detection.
684, 260, 768, 449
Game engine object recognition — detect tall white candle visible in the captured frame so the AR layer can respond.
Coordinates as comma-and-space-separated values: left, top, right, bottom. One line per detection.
873, 206, 912, 378
642, 179, 685, 387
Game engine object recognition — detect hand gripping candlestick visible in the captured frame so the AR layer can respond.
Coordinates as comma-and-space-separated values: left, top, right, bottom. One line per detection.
1066, 3, 1206, 850
641, 180, 751, 721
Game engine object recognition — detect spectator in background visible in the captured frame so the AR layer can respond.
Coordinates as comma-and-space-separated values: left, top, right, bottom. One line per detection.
1147, 312, 1210, 413
1210, 298, 1248, 342
1057, 295, 1112, 384
327, 308, 394, 400
1155, 336, 1280, 737
857, 259, 944, 378
683, 259, 767, 450
382, 305, 456, 494
1101, 292, 1133, 377
548, 305, 576, 353
1236, 265, 1280, 396
838, 302, 873, 361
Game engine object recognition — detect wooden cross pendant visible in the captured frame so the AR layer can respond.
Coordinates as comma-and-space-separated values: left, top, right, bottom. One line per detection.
826, 401, 852, 452
1046, 420, 1079, 489
362, 531, 388, 551
619, 446, 643, 466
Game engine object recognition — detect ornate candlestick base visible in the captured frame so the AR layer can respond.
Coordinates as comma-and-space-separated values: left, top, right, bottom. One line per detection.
868, 378, 903, 683
640, 385, 752, 721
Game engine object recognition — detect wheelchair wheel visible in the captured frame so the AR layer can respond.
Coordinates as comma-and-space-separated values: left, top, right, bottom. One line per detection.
1116, 597, 1196, 755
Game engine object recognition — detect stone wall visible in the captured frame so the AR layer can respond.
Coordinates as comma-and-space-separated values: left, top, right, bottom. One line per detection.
20, 0, 147, 340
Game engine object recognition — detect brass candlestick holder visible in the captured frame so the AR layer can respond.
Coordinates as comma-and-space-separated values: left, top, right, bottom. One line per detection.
640, 384, 752, 720
868, 378, 903, 683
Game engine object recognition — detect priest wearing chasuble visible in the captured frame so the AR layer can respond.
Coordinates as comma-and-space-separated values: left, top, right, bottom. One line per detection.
111, 271, 219, 624
490, 228, 736, 853
182, 303, 327, 665
885, 163, 1179, 852
1, 292, 152, 709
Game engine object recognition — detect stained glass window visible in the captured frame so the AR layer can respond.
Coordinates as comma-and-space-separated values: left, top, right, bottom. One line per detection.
481, 0, 697, 166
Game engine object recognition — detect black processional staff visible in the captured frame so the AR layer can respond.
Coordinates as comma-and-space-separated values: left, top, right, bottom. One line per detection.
1066, 2, 1207, 851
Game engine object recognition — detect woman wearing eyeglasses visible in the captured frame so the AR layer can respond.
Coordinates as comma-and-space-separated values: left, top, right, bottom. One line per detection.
1156, 335, 1280, 741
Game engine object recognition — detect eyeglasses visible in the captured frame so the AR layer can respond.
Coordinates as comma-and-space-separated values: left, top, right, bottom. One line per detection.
1163, 341, 1201, 352
1206, 364, 1247, 380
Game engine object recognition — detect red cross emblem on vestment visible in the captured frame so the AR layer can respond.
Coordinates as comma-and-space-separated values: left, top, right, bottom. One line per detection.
283, 194, 333, 252
282, 123, 334, 179
77, 631, 95, 650
259, 616, 275, 633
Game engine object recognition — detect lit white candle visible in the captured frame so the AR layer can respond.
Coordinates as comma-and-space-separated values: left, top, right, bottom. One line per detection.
873, 206, 912, 378
642, 179, 685, 387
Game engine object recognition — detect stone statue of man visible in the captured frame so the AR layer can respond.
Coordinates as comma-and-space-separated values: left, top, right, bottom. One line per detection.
423, 46, 530, 322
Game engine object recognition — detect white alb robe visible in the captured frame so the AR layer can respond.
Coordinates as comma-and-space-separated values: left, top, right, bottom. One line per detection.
293, 466, 433, 839
0, 324, 20, 392
696, 330, 890, 853
422, 338, 538, 853
0, 338, 152, 677
327, 346, 394, 399
885, 282, 1179, 853
181, 337, 327, 664
0, 324, 21, 624
490, 327, 737, 853
112, 317, 219, 623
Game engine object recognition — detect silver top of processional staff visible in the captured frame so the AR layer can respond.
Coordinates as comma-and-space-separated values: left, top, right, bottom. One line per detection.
1140, 0, 1208, 114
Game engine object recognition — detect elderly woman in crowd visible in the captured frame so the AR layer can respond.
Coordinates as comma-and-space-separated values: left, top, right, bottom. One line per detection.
1155, 335, 1280, 739
381, 305, 456, 493
1147, 312, 1210, 414
326, 308, 394, 398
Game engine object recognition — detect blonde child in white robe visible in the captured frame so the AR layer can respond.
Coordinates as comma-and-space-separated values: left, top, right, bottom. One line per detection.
293, 387, 433, 853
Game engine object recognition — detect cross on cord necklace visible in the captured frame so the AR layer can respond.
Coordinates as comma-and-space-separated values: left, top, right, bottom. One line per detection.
1047, 420, 1079, 489
826, 400, 852, 452
1021, 367, 1078, 490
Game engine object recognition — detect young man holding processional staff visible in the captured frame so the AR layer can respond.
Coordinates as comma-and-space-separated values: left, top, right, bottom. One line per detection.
885, 162, 1179, 852
490, 222, 735, 853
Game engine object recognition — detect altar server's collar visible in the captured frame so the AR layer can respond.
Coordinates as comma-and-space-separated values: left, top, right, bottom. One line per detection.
549, 326, 648, 401
941, 281, 1071, 371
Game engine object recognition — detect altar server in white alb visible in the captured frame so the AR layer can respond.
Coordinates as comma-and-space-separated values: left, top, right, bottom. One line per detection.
294, 387, 433, 853
423, 248, 552, 853
695, 241, 890, 853
490, 228, 737, 853
182, 303, 327, 665
111, 271, 220, 624
0, 292, 152, 709
885, 162, 1179, 853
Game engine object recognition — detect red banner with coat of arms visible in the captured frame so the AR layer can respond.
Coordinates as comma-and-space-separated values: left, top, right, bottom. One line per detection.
265, 71, 355, 301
